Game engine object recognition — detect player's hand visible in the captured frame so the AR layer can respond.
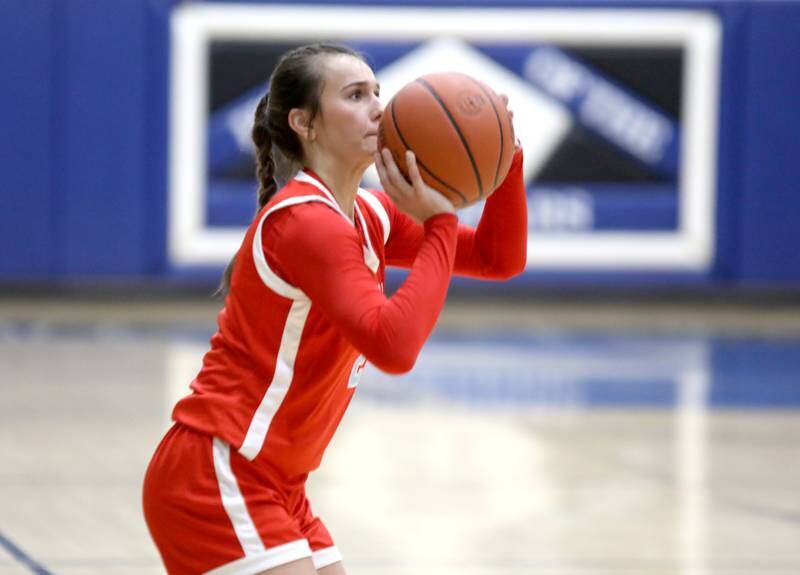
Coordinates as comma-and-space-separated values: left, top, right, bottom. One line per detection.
500, 93, 513, 120
374, 148, 455, 222
499, 93, 520, 150
486, 93, 521, 197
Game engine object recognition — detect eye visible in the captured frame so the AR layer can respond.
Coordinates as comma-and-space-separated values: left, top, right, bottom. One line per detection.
350, 89, 364, 101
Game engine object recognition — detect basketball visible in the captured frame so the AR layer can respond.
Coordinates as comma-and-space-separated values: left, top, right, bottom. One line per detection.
378, 72, 515, 207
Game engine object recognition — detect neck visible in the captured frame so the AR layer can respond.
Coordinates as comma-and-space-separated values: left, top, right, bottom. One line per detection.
304, 151, 366, 220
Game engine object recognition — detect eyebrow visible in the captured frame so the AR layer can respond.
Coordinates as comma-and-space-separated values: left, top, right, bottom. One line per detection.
341, 80, 380, 92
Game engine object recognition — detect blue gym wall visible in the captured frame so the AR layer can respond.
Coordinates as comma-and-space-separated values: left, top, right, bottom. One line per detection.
1, 0, 799, 287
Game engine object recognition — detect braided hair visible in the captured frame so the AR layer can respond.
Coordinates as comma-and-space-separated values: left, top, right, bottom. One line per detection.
251, 94, 278, 209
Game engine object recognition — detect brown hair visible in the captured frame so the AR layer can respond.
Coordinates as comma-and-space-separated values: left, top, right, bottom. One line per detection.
219, 42, 366, 294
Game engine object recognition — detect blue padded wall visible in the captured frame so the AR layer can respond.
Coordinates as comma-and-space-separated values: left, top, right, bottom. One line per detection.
0, 1, 54, 277
737, 4, 800, 281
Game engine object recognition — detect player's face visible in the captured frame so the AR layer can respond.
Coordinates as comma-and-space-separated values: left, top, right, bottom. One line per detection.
313, 54, 383, 169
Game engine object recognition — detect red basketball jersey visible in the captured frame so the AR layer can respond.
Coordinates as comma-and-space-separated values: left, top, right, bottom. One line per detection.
172, 150, 526, 485
173, 168, 458, 483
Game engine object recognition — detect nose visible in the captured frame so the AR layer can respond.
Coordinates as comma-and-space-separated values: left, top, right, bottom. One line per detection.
371, 94, 384, 122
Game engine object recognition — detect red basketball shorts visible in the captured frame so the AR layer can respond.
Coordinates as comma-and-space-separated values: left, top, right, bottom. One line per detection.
143, 423, 340, 574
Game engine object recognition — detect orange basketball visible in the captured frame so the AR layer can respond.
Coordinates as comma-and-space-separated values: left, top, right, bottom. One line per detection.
378, 72, 515, 207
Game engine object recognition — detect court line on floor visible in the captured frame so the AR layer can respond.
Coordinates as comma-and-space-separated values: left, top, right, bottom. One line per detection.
0, 531, 54, 575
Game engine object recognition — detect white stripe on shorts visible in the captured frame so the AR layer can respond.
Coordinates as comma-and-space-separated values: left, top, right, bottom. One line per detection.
205, 540, 312, 575
212, 437, 265, 555
209, 437, 313, 574
312, 546, 343, 570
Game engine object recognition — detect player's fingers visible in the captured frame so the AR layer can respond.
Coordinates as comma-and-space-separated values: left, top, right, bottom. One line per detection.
376, 149, 400, 192
499, 93, 514, 121
405, 151, 426, 194
381, 148, 412, 192
381, 149, 404, 184
375, 152, 401, 197
374, 151, 389, 182
377, 150, 414, 207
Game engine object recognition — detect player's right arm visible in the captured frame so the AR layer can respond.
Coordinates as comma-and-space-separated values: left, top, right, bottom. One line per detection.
262, 203, 458, 374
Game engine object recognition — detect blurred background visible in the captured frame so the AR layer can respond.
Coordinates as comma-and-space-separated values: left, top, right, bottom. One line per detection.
1, 1, 799, 574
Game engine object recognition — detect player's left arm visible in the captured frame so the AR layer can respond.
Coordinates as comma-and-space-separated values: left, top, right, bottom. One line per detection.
377, 146, 527, 280
452, 145, 527, 279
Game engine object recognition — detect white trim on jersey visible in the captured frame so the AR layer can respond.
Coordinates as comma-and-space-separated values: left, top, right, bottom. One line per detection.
354, 201, 380, 274
294, 171, 354, 224
312, 546, 343, 570
252, 194, 341, 300
357, 188, 391, 246
239, 299, 312, 461
294, 171, 386, 273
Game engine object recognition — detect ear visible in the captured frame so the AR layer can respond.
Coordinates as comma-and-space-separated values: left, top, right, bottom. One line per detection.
288, 108, 315, 142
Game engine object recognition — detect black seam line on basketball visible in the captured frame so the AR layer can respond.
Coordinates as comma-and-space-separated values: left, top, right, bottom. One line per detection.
417, 162, 466, 208
415, 77, 484, 198
390, 97, 468, 204
470, 79, 505, 191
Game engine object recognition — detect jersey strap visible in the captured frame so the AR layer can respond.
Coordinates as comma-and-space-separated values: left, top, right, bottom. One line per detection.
356, 189, 391, 246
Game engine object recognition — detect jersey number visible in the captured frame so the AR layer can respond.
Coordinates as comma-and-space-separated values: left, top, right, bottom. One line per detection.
348, 355, 367, 389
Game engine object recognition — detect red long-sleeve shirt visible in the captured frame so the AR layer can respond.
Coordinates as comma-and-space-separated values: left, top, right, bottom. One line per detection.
173, 149, 526, 485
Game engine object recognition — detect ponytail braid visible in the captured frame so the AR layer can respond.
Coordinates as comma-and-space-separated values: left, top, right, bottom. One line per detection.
218, 95, 276, 295
252, 95, 278, 208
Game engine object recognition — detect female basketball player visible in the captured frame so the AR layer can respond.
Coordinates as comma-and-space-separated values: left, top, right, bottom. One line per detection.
143, 43, 527, 575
